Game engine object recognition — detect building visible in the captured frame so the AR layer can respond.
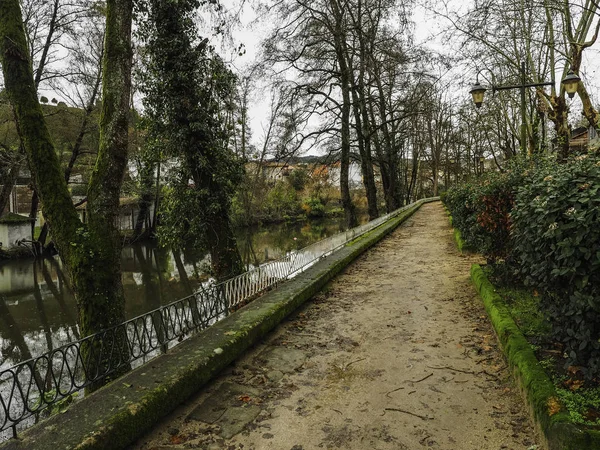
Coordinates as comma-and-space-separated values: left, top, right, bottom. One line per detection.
570, 126, 598, 153
0, 213, 34, 249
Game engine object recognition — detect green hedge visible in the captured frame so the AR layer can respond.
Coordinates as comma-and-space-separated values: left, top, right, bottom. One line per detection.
511, 154, 600, 378
445, 153, 600, 377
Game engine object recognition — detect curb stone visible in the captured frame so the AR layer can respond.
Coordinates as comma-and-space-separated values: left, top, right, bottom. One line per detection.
0, 199, 438, 450
470, 264, 600, 450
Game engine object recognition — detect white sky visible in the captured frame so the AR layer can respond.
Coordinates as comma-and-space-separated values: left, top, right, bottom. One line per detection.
35, 0, 600, 154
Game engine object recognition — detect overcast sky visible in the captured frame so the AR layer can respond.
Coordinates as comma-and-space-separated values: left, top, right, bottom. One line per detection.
33, 0, 600, 155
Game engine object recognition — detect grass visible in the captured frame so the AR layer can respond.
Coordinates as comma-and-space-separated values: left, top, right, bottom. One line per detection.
485, 263, 600, 427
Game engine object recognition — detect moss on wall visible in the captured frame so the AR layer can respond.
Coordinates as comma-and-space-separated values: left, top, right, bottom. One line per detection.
0, 199, 438, 450
471, 264, 600, 450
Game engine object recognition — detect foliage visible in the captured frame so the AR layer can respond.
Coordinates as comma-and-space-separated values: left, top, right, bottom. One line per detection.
287, 167, 309, 191
450, 153, 600, 377
137, 0, 243, 263
443, 157, 544, 262
511, 153, 600, 377
265, 180, 302, 220
484, 264, 551, 339
443, 181, 480, 247
555, 386, 600, 425
302, 197, 325, 218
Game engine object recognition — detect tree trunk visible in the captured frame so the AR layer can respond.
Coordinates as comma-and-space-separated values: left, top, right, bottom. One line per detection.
350, 88, 378, 220
82, 0, 134, 388
209, 217, 245, 282
351, 2, 378, 220
548, 95, 571, 161
0, 0, 133, 391
329, 0, 357, 228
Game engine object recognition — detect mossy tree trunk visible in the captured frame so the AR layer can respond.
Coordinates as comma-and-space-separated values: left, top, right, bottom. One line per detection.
0, 0, 133, 390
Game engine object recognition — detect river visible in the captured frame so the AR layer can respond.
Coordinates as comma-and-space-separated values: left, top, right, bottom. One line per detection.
0, 215, 364, 372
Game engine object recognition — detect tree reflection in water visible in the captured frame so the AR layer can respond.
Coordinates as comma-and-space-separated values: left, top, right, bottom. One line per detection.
0, 215, 361, 370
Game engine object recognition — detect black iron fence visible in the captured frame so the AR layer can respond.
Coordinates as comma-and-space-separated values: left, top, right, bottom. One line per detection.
0, 198, 435, 440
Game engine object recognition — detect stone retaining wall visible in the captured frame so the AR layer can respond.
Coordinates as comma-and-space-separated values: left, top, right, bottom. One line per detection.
0, 199, 437, 450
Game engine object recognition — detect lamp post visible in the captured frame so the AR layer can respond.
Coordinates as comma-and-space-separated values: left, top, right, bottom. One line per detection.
561, 70, 581, 98
469, 62, 554, 153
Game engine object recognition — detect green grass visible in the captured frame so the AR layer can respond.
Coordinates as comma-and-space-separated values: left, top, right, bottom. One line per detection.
497, 285, 550, 338
555, 386, 600, 425
485, 263, 600, 427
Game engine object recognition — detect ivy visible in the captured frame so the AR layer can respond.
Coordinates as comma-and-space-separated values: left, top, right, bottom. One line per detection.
136, 0, 243, 273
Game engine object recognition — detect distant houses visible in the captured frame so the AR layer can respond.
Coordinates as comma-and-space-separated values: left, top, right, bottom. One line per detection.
247, 160, 364, 187
569, 126, 598, 153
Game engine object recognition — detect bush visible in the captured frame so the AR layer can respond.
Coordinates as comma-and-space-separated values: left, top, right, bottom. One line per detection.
444, 174, 515, 262
265, 180, 302, 220
511, 154, 600, 377
302, 197, 325, 218
443, 157, 542, 262
287, 168, 309, 191
443, 181, 480, 247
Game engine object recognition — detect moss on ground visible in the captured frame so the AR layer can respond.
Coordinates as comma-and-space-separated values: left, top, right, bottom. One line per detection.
471, 264, 600, 450
0, 199, 437, 450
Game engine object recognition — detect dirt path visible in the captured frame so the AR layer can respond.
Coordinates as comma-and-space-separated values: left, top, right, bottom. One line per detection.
130, 203, 540, 450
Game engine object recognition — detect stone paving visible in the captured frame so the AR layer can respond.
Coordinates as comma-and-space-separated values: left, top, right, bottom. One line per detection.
130, 203, 541, 450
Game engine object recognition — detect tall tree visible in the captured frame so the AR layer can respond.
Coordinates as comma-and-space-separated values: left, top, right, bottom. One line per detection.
0, 0, 134, 388
139, 0, 244, 281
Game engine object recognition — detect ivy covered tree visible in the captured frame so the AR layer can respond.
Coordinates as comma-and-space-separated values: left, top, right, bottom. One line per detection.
0, 0, 134, 389
138, 0, 244, 280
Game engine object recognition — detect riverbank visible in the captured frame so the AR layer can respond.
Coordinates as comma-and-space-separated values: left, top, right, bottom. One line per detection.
0, 200, 431, 449
129, 202, 538, 449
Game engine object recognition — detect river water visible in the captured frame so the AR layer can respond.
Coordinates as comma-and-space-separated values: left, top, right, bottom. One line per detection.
0, 216, 362, 372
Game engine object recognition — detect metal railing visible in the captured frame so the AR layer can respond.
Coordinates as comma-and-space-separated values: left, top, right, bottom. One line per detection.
0, 198, 436, 440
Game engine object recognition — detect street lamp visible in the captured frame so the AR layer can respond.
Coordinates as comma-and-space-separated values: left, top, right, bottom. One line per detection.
469, 82, 486, 108
469, 62, 554, 152
561, 70, 581, 99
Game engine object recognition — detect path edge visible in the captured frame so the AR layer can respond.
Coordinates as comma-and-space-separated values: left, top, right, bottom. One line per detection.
1, 199, 439, 450
470, 264, 600, 450
443, 208, 469, 253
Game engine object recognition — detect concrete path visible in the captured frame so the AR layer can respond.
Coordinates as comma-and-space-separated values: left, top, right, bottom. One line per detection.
130, 202, 540, 450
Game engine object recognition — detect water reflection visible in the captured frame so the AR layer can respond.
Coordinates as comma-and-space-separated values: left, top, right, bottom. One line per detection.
0, 215, 360, 371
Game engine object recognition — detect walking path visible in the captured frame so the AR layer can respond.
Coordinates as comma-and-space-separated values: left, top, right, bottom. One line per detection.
130, 203, 540, 450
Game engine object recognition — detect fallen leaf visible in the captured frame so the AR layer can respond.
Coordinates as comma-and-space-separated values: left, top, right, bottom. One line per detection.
238, 394, 252, 403
565, 378, 584, 391
547, 397, 562, 416
170, 435, 186, 445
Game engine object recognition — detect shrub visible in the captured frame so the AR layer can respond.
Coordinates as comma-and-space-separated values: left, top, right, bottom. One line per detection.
444, 173, 514, 261
287, 168, 309, 191
511, 154, 600, 377
443, 157, 540, 262
302, 197, 325, 218
265, 180, 302, 220
443, 181, 480, 247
